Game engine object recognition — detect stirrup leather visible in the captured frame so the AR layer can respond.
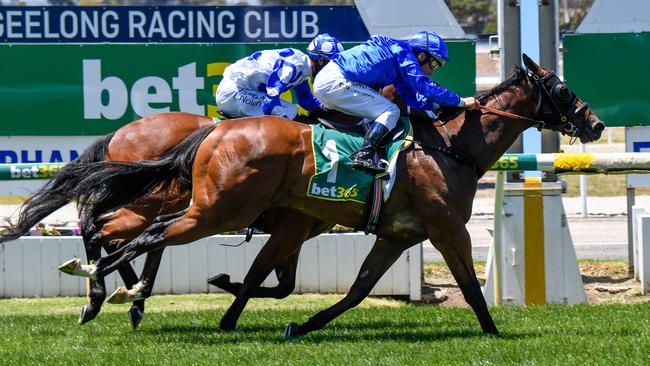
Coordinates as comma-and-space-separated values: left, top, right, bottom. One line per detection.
351, 148, 388, 174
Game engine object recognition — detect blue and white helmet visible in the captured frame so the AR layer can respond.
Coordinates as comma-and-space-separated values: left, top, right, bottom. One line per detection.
307, 33, 344, 61
408, 31, 449, 66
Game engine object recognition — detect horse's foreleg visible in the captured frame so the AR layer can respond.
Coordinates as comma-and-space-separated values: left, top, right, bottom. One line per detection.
432, 225, 499, 335
209, 250, 300, 299
219, 232, 304, 331
284, 238, 409, 338
210, 214, 329, 298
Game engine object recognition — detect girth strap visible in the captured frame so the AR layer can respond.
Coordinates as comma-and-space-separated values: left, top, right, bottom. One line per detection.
417, 143, 485, 178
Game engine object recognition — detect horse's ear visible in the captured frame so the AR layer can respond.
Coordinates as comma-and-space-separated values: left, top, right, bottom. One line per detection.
522, 53, 541, 73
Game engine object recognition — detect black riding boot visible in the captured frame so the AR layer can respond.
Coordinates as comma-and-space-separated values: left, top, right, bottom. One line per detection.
350, 123, 391, 174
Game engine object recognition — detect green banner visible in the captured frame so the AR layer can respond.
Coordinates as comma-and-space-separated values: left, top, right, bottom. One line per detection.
0, 41, 474, 136
564, 33, 650, 127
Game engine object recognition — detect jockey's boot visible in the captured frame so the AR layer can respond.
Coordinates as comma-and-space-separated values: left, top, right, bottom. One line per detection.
350, 122, 391, 174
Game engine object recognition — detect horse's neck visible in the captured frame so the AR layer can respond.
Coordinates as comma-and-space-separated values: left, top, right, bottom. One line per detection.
453, 87, 537, 173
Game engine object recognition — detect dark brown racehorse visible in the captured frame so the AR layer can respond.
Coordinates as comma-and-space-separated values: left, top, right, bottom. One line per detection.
0, 112, 330, 328
66, 55, 604, 337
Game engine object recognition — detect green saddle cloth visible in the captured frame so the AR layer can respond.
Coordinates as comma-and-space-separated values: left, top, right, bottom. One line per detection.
308, 117, 412, 203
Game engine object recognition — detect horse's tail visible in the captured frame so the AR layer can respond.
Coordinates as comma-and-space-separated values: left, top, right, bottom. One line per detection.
0, 133, 114, 244
75, 124, 216, 230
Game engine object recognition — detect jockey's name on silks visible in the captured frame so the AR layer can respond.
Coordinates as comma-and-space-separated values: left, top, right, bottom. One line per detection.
307, 117, 412, 203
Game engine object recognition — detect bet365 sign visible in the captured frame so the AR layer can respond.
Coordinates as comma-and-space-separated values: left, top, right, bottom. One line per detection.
82, 59, 206, 119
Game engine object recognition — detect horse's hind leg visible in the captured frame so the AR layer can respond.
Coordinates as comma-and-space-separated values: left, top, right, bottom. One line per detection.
78, 234, 106, 325
93, 204, 250, 278
77, 209, 154, 327
77, 241, 145, 326
106, 243, 147, 329
431, 225, 498, 335
106, 249, 164, 329
285, 237, 409, 338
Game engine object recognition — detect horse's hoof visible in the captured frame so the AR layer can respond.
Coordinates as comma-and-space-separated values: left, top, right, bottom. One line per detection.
284, 322, 301, 339
207, 273, 230, 288
219, 319, 236, 332
57, 257, 98, 280
58, 257, 80, 275
78, 304, 98, 325
128, 306, 144, 330
107, 287, 128, 304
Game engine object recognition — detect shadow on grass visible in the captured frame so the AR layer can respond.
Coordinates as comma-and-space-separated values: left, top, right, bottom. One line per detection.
139, 318, 534, 344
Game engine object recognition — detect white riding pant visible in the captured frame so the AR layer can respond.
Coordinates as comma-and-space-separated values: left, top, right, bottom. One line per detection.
313, 62, 400, 130
215, 78, 298, 119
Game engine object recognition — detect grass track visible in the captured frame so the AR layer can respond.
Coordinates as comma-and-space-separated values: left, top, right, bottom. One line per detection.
1, 294, 649, 365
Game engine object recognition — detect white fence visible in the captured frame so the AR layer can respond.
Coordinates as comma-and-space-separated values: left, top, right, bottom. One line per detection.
0, 233, 422, 300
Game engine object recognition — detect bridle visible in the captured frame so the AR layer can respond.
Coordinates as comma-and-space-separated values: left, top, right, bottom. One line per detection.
530, 69, 591, 140
479, 68, 591, 142
411, 66, 592, 178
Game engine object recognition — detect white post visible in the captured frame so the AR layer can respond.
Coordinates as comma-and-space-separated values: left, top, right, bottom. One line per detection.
492, 171, 506, 305
607, 128, 613, 145
580, 143, 588, 217
638, 215, 650, 294
409, 244, 423, 301
633, 206, 645, 281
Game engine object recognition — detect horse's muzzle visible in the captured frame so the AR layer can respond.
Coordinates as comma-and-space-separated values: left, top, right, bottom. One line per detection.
581, 117, 605, 143
590, 120, 605, 142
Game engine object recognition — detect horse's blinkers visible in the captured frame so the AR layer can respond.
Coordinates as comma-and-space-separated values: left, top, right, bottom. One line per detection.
529, 70, 590, 137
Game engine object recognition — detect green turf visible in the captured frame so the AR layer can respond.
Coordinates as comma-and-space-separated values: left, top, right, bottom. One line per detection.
1, 294, 648, 365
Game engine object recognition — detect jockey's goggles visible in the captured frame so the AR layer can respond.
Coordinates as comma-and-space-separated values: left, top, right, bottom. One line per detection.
423, 53, 444, 70
430, 54, 445, 68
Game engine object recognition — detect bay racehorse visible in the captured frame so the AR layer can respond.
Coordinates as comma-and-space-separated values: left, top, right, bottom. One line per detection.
0, 113, 214, 327
64, 55, 604, 337
0, 112, 330, 328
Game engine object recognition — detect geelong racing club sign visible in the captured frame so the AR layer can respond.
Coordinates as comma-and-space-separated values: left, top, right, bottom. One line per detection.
0, 6, 369, 43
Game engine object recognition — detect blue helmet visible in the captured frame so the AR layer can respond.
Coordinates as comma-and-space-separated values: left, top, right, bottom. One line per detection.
408, 31, 449, 66
307, 33, 344, 61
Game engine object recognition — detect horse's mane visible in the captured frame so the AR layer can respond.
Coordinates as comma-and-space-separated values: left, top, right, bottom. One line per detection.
477, 66, 529, 104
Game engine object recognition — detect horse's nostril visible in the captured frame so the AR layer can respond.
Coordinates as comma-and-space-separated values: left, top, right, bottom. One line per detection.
593, 122, 605, 132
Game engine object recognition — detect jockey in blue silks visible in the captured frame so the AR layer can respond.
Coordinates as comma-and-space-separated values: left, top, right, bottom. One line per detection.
313, 31, 478, 174
215, 33, 344, 120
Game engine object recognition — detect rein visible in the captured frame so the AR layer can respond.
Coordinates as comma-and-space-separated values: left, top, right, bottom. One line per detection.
407, 65, 588, 179
477, 104, 546, 130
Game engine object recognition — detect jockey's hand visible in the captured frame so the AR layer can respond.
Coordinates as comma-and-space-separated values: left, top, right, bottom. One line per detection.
460, 97, 478, 110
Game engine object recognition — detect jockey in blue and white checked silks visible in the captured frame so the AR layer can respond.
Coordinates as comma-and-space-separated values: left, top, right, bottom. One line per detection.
215, 33, 344, 120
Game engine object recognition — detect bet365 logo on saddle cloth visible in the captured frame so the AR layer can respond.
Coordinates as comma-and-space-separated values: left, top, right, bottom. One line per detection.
308, 118, 411, 203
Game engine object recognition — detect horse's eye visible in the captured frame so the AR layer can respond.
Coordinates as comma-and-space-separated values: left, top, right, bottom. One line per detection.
553, 84, 572, 103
